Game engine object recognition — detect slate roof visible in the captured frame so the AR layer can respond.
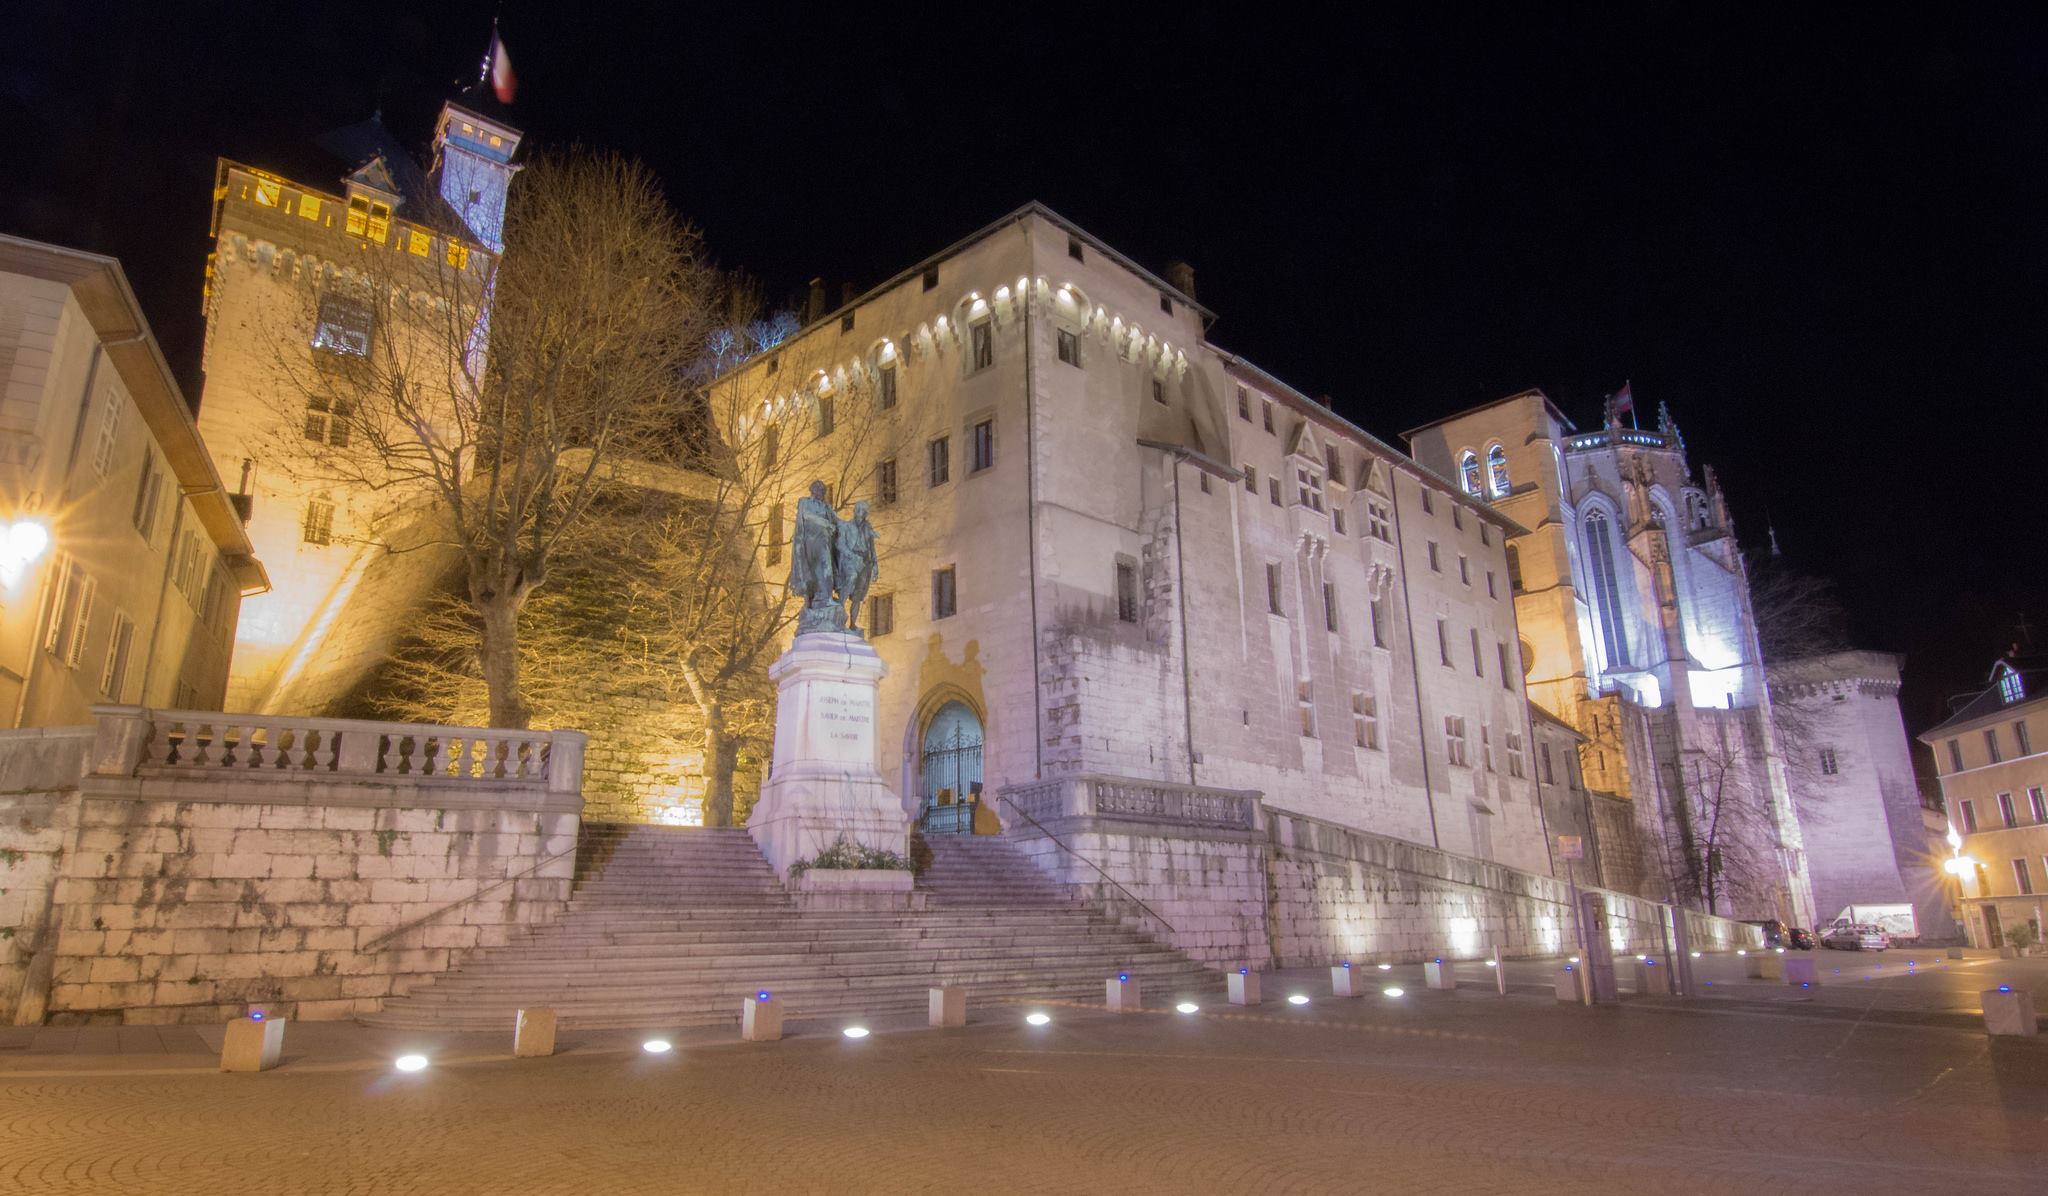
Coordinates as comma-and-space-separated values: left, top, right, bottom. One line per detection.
315, 114, 471, 240
1921, 656, 2048, 738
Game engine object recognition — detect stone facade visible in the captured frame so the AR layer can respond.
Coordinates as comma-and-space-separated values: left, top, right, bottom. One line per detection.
1407, 391, 1814, 923
1771, 651, 1953, 941
1919, 658, 2048, 949
1, 707, 582, 1025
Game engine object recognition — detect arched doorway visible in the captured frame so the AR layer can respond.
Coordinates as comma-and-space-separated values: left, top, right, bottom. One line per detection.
918, 700, 983, 834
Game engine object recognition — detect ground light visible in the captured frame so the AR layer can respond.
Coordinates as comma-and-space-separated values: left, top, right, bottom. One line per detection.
1690, 951, 1702, 958
842, 1027, 869, 1039
1484, 960, 1498, 968
1286, 994, 1310, 1006
1383, 987, 1405, 998
642, 1039, 672, 1054
1175, 1002, 1200, 1014
1024, 1013, 1051, 1026
1377, 963, 1392, 971
394, 1055, 428, 1072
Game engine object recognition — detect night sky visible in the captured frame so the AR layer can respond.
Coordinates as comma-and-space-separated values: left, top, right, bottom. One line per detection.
4, 4, 2042, 732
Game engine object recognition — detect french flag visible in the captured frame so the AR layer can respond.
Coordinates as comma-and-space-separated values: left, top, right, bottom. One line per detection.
483, 29, 517, 104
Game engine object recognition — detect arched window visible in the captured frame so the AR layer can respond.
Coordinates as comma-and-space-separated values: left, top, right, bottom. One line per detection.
1487, 445, 1510, 496
1583, 511, 1631, 671
1459, 451, 1481, 496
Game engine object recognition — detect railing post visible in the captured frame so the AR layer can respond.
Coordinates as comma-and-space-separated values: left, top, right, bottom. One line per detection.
335, 729, 381, 775
87, 704, 153, 778
547, 731, 586, 796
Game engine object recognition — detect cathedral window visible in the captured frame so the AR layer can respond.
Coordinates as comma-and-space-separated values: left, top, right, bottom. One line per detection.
1459, 450, 1482, 496
931, 567, 957, 620
1487, 444, 1510, 496
1057, 329, 1080, 366
969, 320, 994, 371
1583, 511, 1631, 671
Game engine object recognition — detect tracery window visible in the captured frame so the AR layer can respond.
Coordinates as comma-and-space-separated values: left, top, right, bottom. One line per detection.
1487, 445, 1510, 496
1584, 510, 1631, 671
1459, 451, 1481, 496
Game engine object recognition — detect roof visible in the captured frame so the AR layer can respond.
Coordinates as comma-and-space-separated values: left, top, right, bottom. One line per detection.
0, 234, 266, 591
315, 115, 472, 240
1212, 350, 1528, 536
1401, 388, 1578, 440
1919, 656, 2048, 739
1529, 703, 1585, 739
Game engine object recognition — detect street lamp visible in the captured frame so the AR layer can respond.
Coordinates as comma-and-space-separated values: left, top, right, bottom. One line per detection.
0, 519, 50, 586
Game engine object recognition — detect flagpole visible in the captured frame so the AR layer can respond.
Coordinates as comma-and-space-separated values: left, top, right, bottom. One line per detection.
1627, 379, 1637, 430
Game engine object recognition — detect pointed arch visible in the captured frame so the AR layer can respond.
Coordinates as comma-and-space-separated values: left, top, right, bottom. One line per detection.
1486, 444, 1510, 497
1459, 450, 1482, 496
1583, 508, 1631, 671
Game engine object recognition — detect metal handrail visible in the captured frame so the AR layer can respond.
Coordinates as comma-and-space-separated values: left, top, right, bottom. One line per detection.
998, 790, 1178, 937
357, 845, 579, 955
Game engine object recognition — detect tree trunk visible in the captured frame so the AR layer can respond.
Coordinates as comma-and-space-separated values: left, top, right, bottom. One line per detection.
475, 590, 531, 730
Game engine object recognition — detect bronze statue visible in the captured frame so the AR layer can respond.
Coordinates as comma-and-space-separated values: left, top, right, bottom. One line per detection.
787, 481, 879, 637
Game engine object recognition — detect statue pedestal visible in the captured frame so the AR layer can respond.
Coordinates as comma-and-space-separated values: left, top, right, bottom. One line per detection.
748, 632, 911, 880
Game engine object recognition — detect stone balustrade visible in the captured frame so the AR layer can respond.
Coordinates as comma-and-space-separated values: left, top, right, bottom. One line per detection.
1002, 774, 1260, 831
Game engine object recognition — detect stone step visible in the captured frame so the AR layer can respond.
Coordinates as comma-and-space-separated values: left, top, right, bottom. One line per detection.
399, 963, 1219, 1007
435, 944, 1195, 979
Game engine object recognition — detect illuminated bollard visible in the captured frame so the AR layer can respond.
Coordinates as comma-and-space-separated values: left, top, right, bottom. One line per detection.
1424, 958, 1455, 991
1633, 957, 1669, 995
220, 1014, 285, 1072
1228, 969, 1261, 1006
1554, 962, 1588, 1004
742, 993, 783, 1042
1745, 953, 1784, 980
1981, 987, 2037, 1037
1105, 974, 1141, 1013
1331, 963, 1366, 998
928, 986, 965, 1028
513, 1007, 557, 1058
1784, 958, 1820, 989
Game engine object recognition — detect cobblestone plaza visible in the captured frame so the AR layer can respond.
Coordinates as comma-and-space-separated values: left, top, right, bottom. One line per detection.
2, 953, 2041, 1195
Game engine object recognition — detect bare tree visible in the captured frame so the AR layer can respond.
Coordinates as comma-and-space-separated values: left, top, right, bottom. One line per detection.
262, 150, 713, 727
1659, 707, 1792, 917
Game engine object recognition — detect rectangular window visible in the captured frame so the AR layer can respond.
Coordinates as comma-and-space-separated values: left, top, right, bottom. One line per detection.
1985, 728, 2003, 764
1243, 466, 1257, 495
1068, 236, 1085, 262
1332, 508, 1346, 535
1949, 739, 1964, 773
1437, 619, 1451, 666
299, 194, 322, 221
1298, 680, 1316, 738
2030, 787, 2046, 823
1237, 387, 1250, 421
879, 364, 898, 409
1961, 799, 1978, 833
1459, 555, 1469, 585
1506, 731, 1525, 778
1453, 507, 1464, 532
1262, 402, 1275, 434
1819, 748, 1838, 776
869, 593, 894, 637
766, 503, 784, 566
1322, 583, 1337, 632
1151, 379, 1166, 405
1117, 562, 1139, 624
1487, 572, 1497, 599
1268, 477, 1282, 507
931, 567, 956, 620
1470, 627, 1483, 677
1326, 446, 1342, 480
840, 312, 855, 334
302, 500, 334, 546
2017, 720, 2033, 757
1266, 563, 1284, 616
1352, 693, 1380, 749
43, 558, 94, 667
763, 425, 779, 469
928, 436, 950, 487
1421, 490, 1434, 515
1370, 598, 1386, 648
877, 458, 898, 505
1057, 329, 1080, 366
970, 321, 994, 371
817, 396, 835, 437
1367, 503, 1390, 541
1998, 792, 2016, 827
446, 240, 469, 269
91, 393, 120, 477
2016, 858, 2035, 896
970, 419, 994, 473
1199, 473, 1212, 495
1427, 542, 1440, 572
101, 611, 135, 700
1296, 468, 1324, 511
407, 228, 432, 257
1482, 725, 1494, 772
174, 532, 199, 599
131, 457, 163, 542
346, 195, 391, 244
1498, 642, 1512, 689
922, 266, 939, 291
1541, 742, 1556, 785
1160, 292, 1174, 315
302, 396, 355, 447
1444, 715, 1468, 767
1480, 524, 1491, 547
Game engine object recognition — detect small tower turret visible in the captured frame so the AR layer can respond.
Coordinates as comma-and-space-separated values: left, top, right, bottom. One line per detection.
432, 100, 523, 253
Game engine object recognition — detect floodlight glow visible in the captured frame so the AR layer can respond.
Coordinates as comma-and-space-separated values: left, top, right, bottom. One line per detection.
1737, 949, 1748, 956
1238, 967, 1248, 975
1175, 1002, 1200, 1014
1775, 947, 1786, 954
842, 1027, 869, 1039
1377, 963, 1392, 971
1024, 1013, 1051, 1026
642, 1039, 672, 1054
248, 1011, 265, 1021
1484, 960, 1498, 968
1286, 995, 1310, 1006
1382, 987, 1404, 998
0, 520, 50, 585
1117, 973, 1129, 983
1690, 951, 1702, 958
1341, 961, 1352, 969
394, 1054, 428, 1072
1569, 956, 1580, 964
757, 991, 771, 1001
1999, 985, 2012, 993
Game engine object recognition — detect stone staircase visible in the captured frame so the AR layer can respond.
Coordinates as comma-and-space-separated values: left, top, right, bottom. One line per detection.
363, 824, 1220, 1031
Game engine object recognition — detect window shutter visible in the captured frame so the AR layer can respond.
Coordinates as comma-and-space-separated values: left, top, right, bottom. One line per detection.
67, 576, 97, 667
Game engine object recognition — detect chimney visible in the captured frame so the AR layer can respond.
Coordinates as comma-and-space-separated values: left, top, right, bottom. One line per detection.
805, 278, 828, 324
840, 281, 857, 307
1164, 260, 1197, 303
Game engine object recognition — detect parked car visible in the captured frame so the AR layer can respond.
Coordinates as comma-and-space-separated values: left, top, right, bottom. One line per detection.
1786, 926, 1816, 950
1819, 922, 1890, 951
1744, 919, 1810, 949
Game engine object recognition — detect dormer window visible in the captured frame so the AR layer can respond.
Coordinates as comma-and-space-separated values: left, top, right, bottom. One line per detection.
1999, 666, 2025, 705
346, 194, 391, 244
